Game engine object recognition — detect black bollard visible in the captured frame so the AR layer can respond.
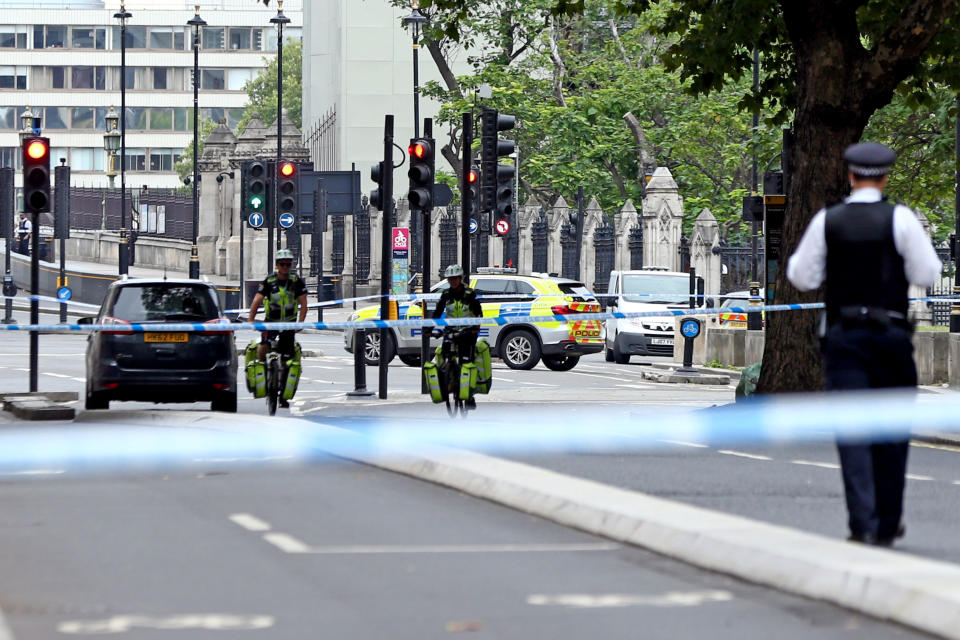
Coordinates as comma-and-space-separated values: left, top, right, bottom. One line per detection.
347, 328, 374, 397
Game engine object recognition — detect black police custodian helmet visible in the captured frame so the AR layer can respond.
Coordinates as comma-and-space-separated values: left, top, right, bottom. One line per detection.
844, 142, 896, 178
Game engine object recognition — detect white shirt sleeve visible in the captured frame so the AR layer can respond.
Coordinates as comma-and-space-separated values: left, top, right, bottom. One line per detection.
892, 205, 941, 287
786, 209, 827, 291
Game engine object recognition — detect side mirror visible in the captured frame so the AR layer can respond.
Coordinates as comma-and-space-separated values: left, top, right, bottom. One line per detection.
607, 298, 618, 308
705, 297, 715, 309
77, 316, 95, 325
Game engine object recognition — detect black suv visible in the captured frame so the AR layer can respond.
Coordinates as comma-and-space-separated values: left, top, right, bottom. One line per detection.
83, 278, 237, 412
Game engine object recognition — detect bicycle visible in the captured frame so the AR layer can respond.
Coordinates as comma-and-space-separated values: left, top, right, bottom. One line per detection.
433, 327, 479, 418
263, 335, 292, 416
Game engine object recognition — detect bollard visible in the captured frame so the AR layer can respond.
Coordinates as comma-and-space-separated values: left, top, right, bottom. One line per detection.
748, 280, 763, 330
675, 318, 701, 374
347, 328, 374, 397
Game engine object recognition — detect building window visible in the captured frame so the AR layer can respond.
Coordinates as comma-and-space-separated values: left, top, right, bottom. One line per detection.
174, 108, 190, 132
71, 107, 95, 129
150, 27, 185, 50
228, 27, 251, 50
252, 28, 264, 51
149, 148, 176, 172
122, 148, 145, 172
0, 147, 19, 170
71, 66, 105, 90
152, 67, 167, 90
44, 107, 69, 130
71, 148, 99, 171
35, 25, 66, 48
149, 108, 173, 131
227, 68, 252, 91
0, 26, 27, 49
226, 108, 245, 130
0, 66, 26, 89
200, 69, 224, 90
202, 27, 224, 50
201, 107, 224, 123
0, 107, 15, 129
124, 107, 146, 130
51, 66, 65, 89
72, 27, 105, 49
112, 26, 146, 49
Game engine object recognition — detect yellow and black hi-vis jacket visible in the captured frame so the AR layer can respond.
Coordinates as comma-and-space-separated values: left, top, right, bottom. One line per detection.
257, 273, 307, 322
432, 286, 482, 319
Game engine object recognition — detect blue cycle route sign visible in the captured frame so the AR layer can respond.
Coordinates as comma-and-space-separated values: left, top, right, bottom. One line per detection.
248, 212, 264, 228
469, 218, 478, 234
680, 318, 701, 339
278, 212, 295, 229
57, 286, 72, 301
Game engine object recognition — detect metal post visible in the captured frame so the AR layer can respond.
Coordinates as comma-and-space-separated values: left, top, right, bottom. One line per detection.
575, 186, 585, 281
269, 1, 290, 266
748, 50, 763, 331
419, 117, 433, 391
348, 328, 374, 397
461, 112, 472, 271
379, 115, 395, 399
952, 96, 960, 333
240, 199, 245, 309
188, 6, 205, 279
318, 190, 326, 323
115, 2, 131, 275
1, 167, 14, 324
29, 213, 38, 391
351, 162, 358, 307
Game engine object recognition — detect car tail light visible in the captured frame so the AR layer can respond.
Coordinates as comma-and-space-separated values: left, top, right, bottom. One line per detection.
212, 383, 230, 390
203, 318, 232, 335
103, 382, 119, 389
551, 305, 576, 315
101, 316, 133, 335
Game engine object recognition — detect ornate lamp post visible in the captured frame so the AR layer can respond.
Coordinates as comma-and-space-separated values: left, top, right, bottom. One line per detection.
114, 0, 131, 275
187, 5, 206, 279
269, 0, 290, 265
18, 106, 34, 145
102, 106, 120, 189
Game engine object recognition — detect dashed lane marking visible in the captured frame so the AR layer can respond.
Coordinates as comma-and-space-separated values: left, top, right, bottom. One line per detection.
661, 440, 709, 448
906, 473, 935, 482
267, 542, 620, 555
229, 513, 272, 532
717, 450, 772, 461
791, 460, 840, 470
263, 533, 312, 553
527, 590, 733, 608
42, 372, 72, 378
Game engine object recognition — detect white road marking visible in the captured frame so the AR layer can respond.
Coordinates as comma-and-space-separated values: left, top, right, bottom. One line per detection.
197, 456, 292, 463
57, 614, 274, 634
717, 450, 771, 461
527, 590, 733, 608
0, 469, 65, 476
42, 372, 72, 378
618, 383, 657, 389
660, 439, 709, 448
493, 376, 515, 383
273, 542, 619, 555
71, 377, 85, 382
263, 532, 312, 553
953, 480, 960, 486
229, 513, 272, 532
791, 460, 840, 470
304, 365, 342, 370
906, 473, 935, 482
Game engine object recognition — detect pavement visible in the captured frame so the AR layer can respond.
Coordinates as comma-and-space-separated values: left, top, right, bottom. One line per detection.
5, 251, 960, 637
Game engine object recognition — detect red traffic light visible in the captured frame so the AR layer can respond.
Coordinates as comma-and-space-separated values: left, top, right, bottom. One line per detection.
468, 168, 479, 183
26, 140, 48, 160
410, 140, 431, 160
279, 161, 295, 177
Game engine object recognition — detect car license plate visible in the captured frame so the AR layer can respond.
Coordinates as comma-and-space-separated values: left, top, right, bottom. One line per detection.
650, 338, 672, 346
144, 333, 188, 343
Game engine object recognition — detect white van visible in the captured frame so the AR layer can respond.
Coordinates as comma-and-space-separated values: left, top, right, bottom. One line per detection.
604, 268, 710, 363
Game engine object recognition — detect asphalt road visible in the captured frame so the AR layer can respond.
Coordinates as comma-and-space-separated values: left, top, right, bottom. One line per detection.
0, 328, 949, 638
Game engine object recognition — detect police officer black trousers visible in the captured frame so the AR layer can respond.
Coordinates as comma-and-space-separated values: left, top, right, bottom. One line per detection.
823, 322, 915, 542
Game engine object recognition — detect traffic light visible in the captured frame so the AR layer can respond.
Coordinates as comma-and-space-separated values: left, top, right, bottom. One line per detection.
468, 164, 480, 214
480, 108, 515, 213
22, 136, 50, 215
494, 163, 515, 226
407, 137, 435, 211
370, 161, 385, 211
276, 160, 298, 216
243, 159, 269, 222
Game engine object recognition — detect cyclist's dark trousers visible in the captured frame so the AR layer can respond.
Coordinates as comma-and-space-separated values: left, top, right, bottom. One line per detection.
455, 331, 477, 360
823, 323, 915, 540
261, 329, 297, 358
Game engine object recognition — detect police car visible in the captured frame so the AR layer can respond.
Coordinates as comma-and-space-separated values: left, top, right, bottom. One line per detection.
344, 269, 604, 371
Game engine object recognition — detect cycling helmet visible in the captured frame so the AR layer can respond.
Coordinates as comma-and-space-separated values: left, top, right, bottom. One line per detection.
444, 264, 464, 278
275, 249, 295, 262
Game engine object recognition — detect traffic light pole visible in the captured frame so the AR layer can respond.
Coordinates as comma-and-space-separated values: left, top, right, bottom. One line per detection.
461, 112, 472, 273
29, 212, 38, 391
420, 118, 433, 389
378, 115, 394, 399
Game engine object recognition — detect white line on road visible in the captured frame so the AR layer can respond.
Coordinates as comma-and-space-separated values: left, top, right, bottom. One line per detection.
0, 469, 65, 476
270, 542, 620, 555
304, 365, 342, 370
42, 372, 72, 378
906, 473, 935, 482
527, 590, 733, 608
953, 480, 960, 486
660, 440, 709, 448
229, 513, 272, 532
791, 460, 840, 470
717, 450, 772, 461
493, 376, 515, 383
263, 532, 312, 553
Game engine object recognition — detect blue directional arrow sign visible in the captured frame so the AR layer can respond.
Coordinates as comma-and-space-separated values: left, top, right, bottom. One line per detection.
469, 218, 478, 234
56, 286, 72, 301
278, 212, 295, 229
248, 212, 264, 228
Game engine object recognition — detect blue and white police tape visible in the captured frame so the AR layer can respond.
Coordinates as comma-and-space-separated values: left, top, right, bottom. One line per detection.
1, 294, 100, 309
0, 300, 829, 333
0, 389, 950, 475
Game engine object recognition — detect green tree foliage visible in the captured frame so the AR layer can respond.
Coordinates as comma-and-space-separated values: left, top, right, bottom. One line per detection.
236, 38, 302, 134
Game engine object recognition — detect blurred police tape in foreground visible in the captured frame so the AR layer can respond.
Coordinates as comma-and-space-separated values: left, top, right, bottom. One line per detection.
0, 389, 948, 475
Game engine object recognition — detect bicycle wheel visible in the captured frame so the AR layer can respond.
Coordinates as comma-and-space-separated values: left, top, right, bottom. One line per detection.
444, 362, 459, 418
266, 357, 279, 416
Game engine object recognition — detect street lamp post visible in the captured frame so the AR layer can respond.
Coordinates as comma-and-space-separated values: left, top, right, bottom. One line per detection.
269, 0, 290, 266
114, 1, 131, 275
188, 5, 206, 280
102, 106, 120, 232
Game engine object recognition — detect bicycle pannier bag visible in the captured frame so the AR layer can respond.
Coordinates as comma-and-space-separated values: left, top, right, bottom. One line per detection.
459, 363, 477, 401
282, 342, 303, 401
423, 361, 444, 403
473, 340, 492, 394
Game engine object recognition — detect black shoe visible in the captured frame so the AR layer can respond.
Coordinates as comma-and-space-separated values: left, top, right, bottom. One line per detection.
847, 532, 878, 545
465, 397, 476, 409
875, 524, 906, 548
279, 399, 290, 408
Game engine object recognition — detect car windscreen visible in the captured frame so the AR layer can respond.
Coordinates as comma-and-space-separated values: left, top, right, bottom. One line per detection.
721, 298, 748, 309
558, 282, 593, 300
108, 285, 220, 322
621, 274, 689, 303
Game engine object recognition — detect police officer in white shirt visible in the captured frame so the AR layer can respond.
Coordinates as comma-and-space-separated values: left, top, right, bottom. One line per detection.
786, 141, 941, 547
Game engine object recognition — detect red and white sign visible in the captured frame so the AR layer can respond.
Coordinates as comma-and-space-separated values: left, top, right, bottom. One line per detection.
495, 219, 511, 236
392, 228, 410, 251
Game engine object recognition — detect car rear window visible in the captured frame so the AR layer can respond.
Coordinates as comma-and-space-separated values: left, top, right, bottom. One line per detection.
558, 282, 593, 300
109, 285, 220, 322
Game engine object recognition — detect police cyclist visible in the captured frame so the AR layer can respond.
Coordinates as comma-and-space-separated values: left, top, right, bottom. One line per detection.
432, 264, 483, 407
787, 141, 941, 547
247, 249, 308, 407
